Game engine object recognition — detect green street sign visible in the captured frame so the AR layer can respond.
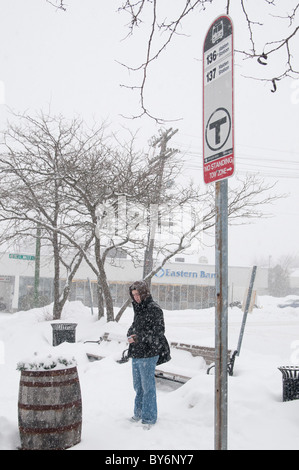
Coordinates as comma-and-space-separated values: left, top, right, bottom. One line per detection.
9, 254, 35, 261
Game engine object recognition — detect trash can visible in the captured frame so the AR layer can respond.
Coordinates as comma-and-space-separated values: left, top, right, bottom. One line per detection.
278, 366, 299, 402
51, 323, 77, 347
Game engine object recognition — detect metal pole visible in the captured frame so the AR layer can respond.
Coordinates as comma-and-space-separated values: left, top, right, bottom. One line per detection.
87, 278, 94, 316
215, 179, 228, 450
236, 266, 257, 356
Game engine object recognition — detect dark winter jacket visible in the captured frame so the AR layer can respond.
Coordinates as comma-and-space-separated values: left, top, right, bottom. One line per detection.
127, 283, 171, 365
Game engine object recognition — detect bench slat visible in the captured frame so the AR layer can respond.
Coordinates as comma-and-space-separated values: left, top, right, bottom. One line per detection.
170, 341, 231, 365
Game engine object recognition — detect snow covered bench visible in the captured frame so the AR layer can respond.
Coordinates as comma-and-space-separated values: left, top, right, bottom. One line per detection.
157, 342, 235, 380
84, 333, 194, 384
170, 341, 231, 365
85, 332, 236, 380
169, 341, 235, 375
85, 332, 127, 362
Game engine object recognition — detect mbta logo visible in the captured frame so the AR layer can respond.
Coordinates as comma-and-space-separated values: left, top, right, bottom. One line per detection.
205, 107, 231, 152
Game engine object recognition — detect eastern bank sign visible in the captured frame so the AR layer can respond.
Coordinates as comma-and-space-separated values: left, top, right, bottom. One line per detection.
155, 268, 216, 280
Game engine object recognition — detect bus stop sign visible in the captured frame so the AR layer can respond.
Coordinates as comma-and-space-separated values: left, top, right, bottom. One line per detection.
203, 15, 234, 184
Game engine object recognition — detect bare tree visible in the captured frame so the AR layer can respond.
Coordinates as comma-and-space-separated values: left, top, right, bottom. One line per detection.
59, 131, 154, 321
0, 114, 170, 321
118, 0, 299, 120
0, 112, 101, 319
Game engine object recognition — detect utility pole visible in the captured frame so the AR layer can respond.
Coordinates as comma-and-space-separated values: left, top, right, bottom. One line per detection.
34, 225, 41, 308
143, 128, 178, 286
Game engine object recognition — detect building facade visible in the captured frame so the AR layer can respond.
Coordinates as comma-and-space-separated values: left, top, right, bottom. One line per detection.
0, 252, 270, 312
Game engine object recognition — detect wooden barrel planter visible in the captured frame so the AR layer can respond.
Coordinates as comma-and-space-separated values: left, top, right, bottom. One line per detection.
18, 366, 82, 450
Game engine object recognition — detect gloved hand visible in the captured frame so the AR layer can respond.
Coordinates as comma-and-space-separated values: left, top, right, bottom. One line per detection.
128, 334, 138, 344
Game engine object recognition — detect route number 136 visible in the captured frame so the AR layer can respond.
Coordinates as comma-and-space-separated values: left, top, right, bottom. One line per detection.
206, 50, 217, 65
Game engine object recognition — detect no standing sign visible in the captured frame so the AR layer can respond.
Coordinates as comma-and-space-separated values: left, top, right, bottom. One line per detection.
203, 15, 234, 184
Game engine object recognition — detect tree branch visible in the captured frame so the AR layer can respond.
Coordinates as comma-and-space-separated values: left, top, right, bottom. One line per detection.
46, 0, 67, 11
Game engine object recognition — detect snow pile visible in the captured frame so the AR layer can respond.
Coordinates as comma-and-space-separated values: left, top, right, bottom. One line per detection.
1, 296, 299, 450
16, 352, 77, 371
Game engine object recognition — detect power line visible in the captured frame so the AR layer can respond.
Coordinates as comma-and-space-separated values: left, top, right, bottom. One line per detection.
172, 133, 299, 178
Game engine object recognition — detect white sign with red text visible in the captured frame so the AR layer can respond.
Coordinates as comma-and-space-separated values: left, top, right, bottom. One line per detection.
203, 16, 234, 184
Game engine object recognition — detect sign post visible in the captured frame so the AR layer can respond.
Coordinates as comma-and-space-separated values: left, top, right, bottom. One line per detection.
203, 15, 234, 450
214, 178, 228, 450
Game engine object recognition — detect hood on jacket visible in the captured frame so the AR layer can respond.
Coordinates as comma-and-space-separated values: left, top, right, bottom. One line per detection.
129, 281, 151, 302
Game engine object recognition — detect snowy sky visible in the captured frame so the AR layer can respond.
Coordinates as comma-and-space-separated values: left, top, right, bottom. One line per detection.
0, 0, 298, 268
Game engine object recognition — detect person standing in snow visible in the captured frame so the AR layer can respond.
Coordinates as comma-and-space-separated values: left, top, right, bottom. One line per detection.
127, 280, 171, 428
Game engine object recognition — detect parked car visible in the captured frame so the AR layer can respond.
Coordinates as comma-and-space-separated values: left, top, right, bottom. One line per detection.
278, 299, 299, 308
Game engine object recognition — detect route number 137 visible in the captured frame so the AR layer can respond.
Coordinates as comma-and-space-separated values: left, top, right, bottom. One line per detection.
206, 67, 216, 82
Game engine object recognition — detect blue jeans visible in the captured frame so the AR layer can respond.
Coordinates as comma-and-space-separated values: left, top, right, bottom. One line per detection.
132, 356, 159, 424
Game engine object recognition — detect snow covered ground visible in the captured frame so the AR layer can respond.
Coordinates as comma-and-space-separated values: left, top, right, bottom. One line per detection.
1, 295, 299, 451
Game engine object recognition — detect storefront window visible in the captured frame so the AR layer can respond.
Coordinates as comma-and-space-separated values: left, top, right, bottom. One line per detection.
18, 276, 53, 310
